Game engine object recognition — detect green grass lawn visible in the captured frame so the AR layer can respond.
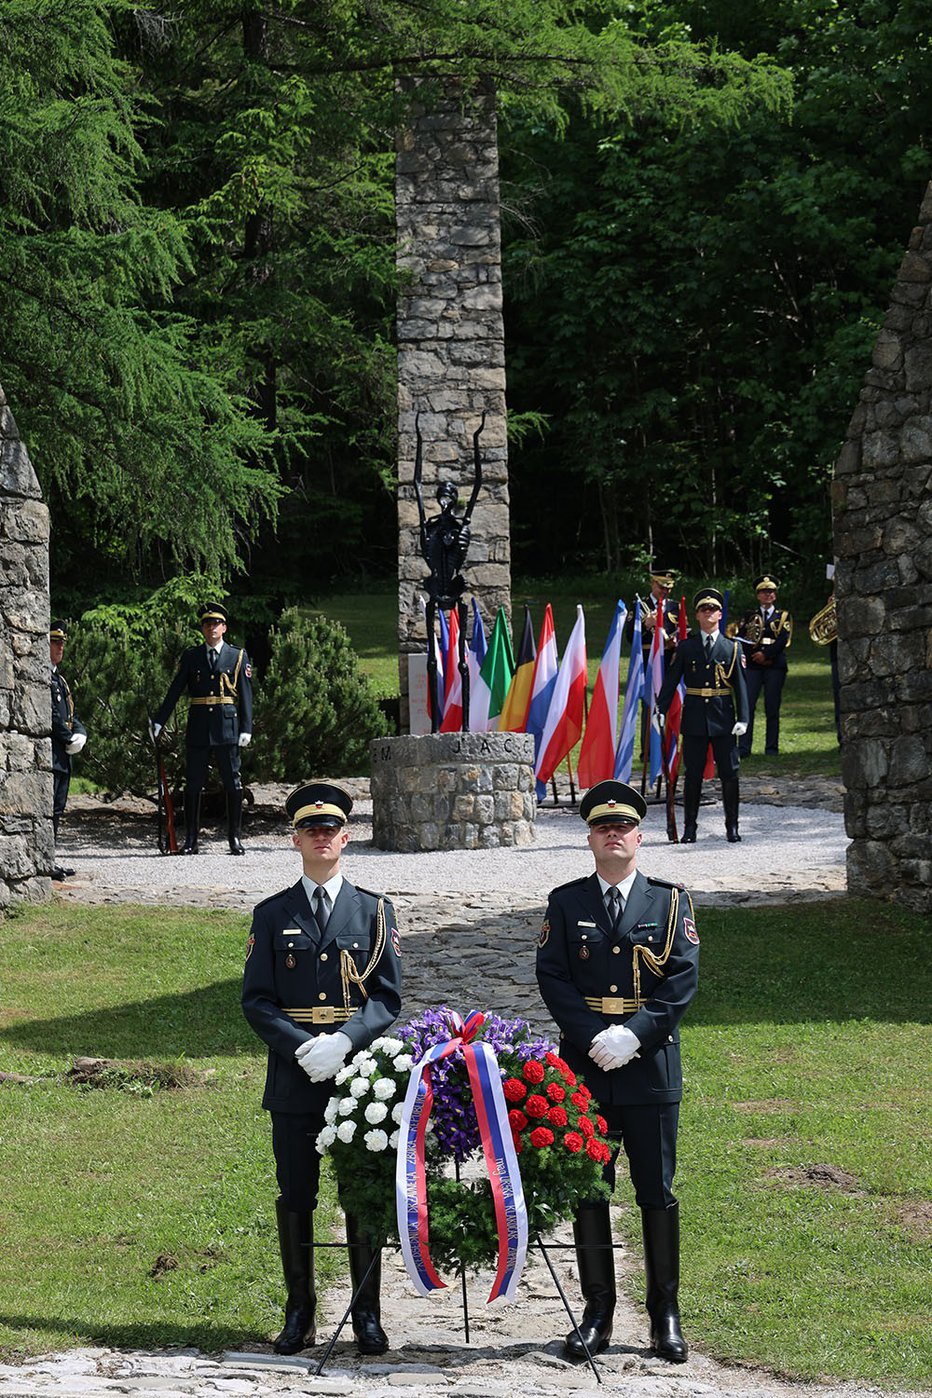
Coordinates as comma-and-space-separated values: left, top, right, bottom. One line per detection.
317, 582, 841, 779
1, 898, 929, 1380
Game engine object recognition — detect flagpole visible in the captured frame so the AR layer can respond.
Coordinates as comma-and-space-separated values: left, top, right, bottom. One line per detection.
566, 750, 577, 806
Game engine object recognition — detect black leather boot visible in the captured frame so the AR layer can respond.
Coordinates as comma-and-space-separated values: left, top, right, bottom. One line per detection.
273, 1198, 316, 1354
564, 1202, 616, 1360
681, 776, 701, 844
181, 790, 200, 854
345, 1214, 388, 1355
722, 778, 741, 842
227, 789, 245, 855
642, 1204, 687, 1363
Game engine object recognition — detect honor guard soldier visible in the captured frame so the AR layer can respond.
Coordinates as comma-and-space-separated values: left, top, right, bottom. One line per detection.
658, 587, 748, 843
623, 570, 681, 656
733, 574, 793, 756
49, 622, 87, 881
242, 782, 402, 1357
151, 603, 252, 854
536, 781, 699, 1363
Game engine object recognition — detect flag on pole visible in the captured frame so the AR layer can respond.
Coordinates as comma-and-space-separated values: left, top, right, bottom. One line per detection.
439, 608, 463, 733
614, 598, 646, 781
466, 598, 487, 731
721, 588, 730, 633
666, 596, 688, 784
471, 607, 515, 732
525, 605, 560, 798
647, 603, 666, 786
418, 596, 445, 725
536, 605, 587, 793
577, 599, 626, 788
498, 605, 536, 732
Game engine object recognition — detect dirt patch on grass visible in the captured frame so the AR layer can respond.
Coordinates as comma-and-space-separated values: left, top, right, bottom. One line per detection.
733, 1098, 795, 1113
67, 1057, 211, 1092
766, 1163, 862, 1192
895, 1198, 932, 1241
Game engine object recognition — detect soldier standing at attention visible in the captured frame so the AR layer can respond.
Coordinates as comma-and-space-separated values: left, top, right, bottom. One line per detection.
536, 780, 699, 1364
657, 587, 748, 843
242, 782, 402, 1357
624, 569, 681, 657
151, 603, 252, 855
734, 574, 793, 756
49, 622, 87, 881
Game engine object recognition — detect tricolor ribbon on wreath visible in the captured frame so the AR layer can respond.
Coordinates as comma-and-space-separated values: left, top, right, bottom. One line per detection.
395, 1009, 529, 1302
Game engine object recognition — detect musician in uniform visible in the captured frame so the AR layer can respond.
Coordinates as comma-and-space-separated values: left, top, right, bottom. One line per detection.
657, 587, 748, 843
733, 574, 792, 756
49, 622, 87, 881
151, 603, 252, 854
242, 782, 402, 1356
623, 570, 681, 757
536, 780, 699, 1363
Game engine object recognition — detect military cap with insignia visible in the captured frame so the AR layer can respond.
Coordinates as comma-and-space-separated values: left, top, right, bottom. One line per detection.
49, 621, 68, 641
649, 569, 676, 588
579, 779, 647, 827
286, 781, 353, 828
693, 586, 724, 611
754, 574, 779, 592
199, 603, 229, 624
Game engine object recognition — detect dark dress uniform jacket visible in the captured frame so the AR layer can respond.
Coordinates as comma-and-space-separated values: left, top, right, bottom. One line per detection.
155, 640, 253, 746
624, 598, 680, 651
736, 608, 792, 671
242, 878, 402, 1115
50, 669, 86, 774
536, 871, 699, 1107
658, 632, 748, 736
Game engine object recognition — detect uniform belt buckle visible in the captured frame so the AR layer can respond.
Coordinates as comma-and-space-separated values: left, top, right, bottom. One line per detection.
602, 996, 628, 1014
313, 1006, 337, 1024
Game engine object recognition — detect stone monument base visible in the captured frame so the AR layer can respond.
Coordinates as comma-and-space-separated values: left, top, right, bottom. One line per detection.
370, 732, 536, 852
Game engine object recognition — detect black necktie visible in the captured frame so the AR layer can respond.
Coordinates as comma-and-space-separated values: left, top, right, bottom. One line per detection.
313, 886, 330, 930
704, 636, 713, 659
208, 648, 218, 672
606, 887, 623, 929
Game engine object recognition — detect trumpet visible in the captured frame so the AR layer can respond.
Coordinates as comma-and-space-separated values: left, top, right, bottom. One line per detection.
808, 596, 837, 646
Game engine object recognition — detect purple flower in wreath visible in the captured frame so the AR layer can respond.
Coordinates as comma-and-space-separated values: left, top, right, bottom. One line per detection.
400, 1006, 557, 1164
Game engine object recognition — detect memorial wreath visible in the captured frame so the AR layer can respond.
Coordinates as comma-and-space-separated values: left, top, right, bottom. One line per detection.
317, 1007, 611, 1293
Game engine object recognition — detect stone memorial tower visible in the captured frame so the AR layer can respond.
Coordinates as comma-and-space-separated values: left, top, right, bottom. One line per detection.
833, 182, 932, 914
0, 384, 53, 905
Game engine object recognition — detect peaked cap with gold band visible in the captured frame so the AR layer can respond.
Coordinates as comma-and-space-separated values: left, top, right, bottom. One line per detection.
579, 779, 647, 827
754, 573, 779, 592
649, 569, 676, 588
49, 621, 68, 641
693, 586, 724, 611
198, 603, 228, 624
286, 780, 353, 829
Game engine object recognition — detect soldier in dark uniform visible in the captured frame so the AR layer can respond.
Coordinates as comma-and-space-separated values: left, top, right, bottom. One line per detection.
49, 622, 87, 881
657, 587, 748, 843
151, 603, 253, 855
242, 782, 402, 1357
536, 780, 699, 1364
734, 574, 793, 756
623, 570, 681, 657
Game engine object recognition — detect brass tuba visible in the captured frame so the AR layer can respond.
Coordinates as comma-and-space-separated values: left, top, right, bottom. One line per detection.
808, 596, 837, 645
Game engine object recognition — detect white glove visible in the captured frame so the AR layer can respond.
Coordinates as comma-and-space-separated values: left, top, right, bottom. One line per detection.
589, 1024, 641, 1071
295, 1031, 352, 1082
65, 732, 87, 755
238, 732, 252, 747
150, 721, 162, 740
656, 711, 666, 730
732, 722, 748, 737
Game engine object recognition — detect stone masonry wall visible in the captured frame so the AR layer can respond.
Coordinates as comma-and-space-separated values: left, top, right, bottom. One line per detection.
396, 80, 511, 730
0, 384, 53, 906
832, 182, 932, 914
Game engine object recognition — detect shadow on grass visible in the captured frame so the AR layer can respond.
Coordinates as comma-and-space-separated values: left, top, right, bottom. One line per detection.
0, 979, 255, 1059
0, 1314, 262, 1356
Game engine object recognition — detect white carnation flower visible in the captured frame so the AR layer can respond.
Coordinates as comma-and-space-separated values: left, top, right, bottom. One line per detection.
338, 1097, 356, 1117
324, 1097, 339, 1124
391, 1101, 405, 1123
389, 1130, 399, 1149
373, 1078, 397, 1101
316, 1125, 337, 1153
364, 1129, 389, 1153
364, 1101, 388, 1124
336, 1119, 357, 1144
334, 1064, 355, 1086
350, 1077, 370, 1099
371, 1036, 404, 1057
352, 1056, 376, 1077
394, 1054, 415, 1071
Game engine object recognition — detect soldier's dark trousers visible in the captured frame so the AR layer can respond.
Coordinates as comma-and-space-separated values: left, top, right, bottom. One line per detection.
52, 771, 69, 833
271, 1114, 321, 1354
681, 735, 739, 840
345, 1214, 389, 1355
182, 744, 242, 851
740, 666, 786, 755
642, 1203, 687, 1362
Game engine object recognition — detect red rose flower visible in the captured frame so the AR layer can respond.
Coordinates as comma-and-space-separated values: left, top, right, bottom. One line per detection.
578, 1115, 595, 1138
525, 1094, 548, 1119
522, 1060, 545, 1084
596, 1115, 608, 1134
561, 1068, 578, 1085
546, 1082, 566, 1103
530, 1126, 554, 1149
503, 1078, 527, 1102
570, 1091, 588, 1108
545, 1051, 562, 1068
586, 1137, 606, 1161
564, 1132, 583, 1153
508, 1109, 528, 1132
547, 1105, 568, 1128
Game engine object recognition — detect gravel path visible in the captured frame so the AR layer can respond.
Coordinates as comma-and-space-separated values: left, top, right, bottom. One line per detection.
6, 778, 911, 1398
